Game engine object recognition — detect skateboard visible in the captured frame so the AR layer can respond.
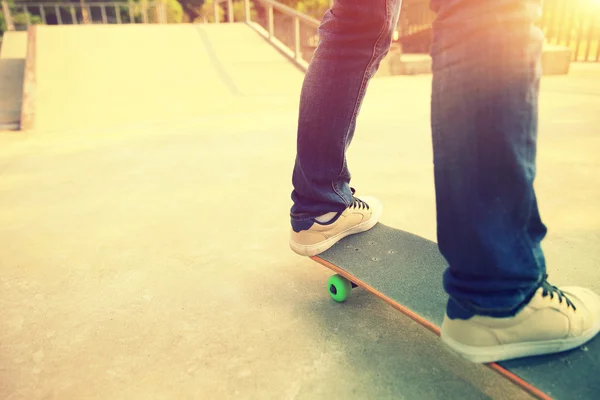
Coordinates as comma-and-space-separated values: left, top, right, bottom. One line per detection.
311, 223, 600, 400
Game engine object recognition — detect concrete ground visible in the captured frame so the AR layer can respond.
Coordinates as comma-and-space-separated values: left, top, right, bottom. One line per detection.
0, 23, 599, 399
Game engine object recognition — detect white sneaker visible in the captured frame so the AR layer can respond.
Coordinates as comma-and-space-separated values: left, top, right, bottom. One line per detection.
441, 278, 600, 363
289, 195, 382, 257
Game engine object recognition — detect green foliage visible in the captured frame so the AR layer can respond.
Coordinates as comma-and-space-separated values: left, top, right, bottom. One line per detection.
276, 0, 299, 7
164, 0, 183, 22
0, 0, 12, 36
1, 0, 44, 36
294, 0, 329, 18
260, 0, 329, 19
0, 0, 323, 36
12, 11, 42, 25
232, 0, 256, 21
200, 0, 223, 22
199, 0, 256, 23
177, 0, 205, 22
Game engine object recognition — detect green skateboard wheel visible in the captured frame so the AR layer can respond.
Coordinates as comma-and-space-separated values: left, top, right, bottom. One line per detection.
328, 274, 353, 302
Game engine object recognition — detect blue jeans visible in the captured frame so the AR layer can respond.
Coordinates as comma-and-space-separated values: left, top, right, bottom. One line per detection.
290, 0, 547, 318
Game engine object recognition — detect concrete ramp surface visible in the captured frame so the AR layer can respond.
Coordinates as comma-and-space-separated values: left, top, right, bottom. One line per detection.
31, 23, 304, 133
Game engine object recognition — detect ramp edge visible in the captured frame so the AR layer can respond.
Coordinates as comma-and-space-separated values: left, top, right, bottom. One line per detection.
20, 25, 37, 132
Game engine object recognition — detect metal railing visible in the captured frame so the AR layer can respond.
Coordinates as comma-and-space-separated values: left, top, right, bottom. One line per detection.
541, 0, 600, 62
242, 0, 320, 70
0, 0, 317, 68
240, 0, 596, 68
396, 0, 600, 62
1, 0, 167, 30
3, 0, 596, 64
212, 0, 235, 24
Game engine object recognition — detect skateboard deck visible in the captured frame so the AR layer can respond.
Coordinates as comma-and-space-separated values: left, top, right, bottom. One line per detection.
311, 223, 600, 400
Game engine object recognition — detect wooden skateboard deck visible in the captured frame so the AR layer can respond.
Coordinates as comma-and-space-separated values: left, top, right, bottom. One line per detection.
311, 223, 600, 400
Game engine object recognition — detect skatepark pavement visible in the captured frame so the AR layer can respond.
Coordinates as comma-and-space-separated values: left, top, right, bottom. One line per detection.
0, 23, 598, 399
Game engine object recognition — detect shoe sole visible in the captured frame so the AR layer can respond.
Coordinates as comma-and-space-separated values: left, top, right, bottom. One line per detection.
441, 321, 600, 364
289, 204, 383, 257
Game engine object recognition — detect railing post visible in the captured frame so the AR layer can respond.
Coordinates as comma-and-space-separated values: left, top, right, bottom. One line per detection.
115, 5, 122, 24
151, 1, 158, 23
244, 0, 250, 23
584, 14, 596, 62
555, 0, 568, 44
69, 5, 77, 24
594, 10, 600, 62
1, 1, 14, 31
142, 0, 149, 23
267, 4, 274, 39
101, 4, 108, 24
573, 8, 584, 62
213, 0, 219, 23
293, 16, 300, 60
40, 5, 47, 24
227, 0, 233, 22
129, 1, 135, 23
54, 5, 63, 24
79, 0, 90, 24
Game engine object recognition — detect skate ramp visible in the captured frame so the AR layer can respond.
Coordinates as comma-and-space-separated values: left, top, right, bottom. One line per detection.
26, 23, 304, 133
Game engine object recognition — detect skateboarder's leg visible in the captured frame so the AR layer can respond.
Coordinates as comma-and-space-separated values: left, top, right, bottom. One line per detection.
431, 0, 600, 362
289, 0, 401, 256
431, 0, 546, 317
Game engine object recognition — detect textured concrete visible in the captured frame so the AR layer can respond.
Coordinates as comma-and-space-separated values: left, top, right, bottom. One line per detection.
0, 31, 27, 128
1, 23, 599, 400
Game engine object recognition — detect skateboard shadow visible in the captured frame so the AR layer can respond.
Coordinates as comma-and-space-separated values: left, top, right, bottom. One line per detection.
297, 282, 509, 399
